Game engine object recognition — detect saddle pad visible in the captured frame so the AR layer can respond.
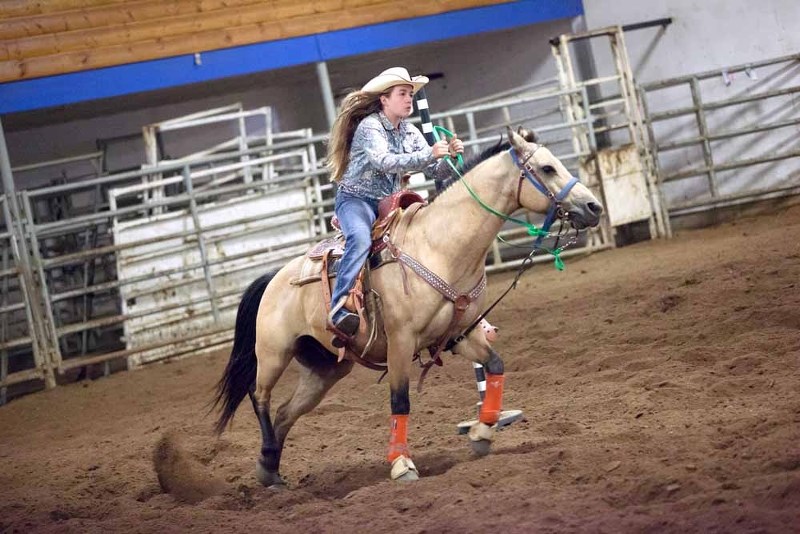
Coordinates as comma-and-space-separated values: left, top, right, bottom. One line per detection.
291, 246, 395, 287
308, 236, 344, 260
295, 253, 328, 285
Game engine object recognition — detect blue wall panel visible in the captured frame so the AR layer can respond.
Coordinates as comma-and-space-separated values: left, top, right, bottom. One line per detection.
318, 0, 583, 60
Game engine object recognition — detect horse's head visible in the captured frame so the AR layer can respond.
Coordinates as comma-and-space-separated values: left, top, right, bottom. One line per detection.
507, 126, 603, 230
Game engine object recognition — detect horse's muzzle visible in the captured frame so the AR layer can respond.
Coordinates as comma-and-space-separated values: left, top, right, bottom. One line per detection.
568, 201, 603, 229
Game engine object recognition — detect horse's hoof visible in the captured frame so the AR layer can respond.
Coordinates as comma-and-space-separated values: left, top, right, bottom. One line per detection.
256, 461, 286, 488
267, 482, 288, 491
395, 470, 419, 482
470, 438, 492, 456
468, 422, 495, 456
390, 455, 419, 482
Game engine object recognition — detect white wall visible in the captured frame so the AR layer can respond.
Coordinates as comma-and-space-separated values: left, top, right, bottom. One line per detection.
582, 0, 800, 83
581, 0, 800, 209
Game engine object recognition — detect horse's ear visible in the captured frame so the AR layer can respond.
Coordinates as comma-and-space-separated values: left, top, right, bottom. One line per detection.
506, 126, 526, 152
516, 126, 538, 143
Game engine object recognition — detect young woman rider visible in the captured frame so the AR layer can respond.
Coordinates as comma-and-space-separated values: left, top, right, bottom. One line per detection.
326, 67, 464, 339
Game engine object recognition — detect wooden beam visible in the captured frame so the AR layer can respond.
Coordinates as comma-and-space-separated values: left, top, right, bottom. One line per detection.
2, 1, 329, 60
0, 0, 129, 19
0, 0, 267, 40
0, 0, 509, 82
0, 0, 393, 58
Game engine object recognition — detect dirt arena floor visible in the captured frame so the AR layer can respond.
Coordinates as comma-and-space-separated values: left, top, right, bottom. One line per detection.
2, 205, 799, 533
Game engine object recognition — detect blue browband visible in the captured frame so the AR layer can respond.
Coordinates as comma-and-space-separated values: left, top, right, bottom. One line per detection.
508, 147, 579, 247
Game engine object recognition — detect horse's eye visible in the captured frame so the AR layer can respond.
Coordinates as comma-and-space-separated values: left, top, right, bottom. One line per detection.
541, 165, 556, 174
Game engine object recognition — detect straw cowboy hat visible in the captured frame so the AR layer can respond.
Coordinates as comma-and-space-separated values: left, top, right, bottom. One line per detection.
361, 67, 429, 94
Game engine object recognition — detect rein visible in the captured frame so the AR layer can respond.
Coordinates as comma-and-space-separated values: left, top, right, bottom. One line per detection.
445, 247, 540, 351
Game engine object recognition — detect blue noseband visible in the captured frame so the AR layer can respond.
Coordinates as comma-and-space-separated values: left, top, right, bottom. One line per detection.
508, 147, 579, 247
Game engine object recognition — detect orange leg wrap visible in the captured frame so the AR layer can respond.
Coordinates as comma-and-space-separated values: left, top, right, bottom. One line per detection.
387, 414, 410, 462
479, 373, 505, 425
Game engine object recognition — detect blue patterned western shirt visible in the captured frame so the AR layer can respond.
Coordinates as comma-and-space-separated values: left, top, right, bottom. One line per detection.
336, 111, 448, 200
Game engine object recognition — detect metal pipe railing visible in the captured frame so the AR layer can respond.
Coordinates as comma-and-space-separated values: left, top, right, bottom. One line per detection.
640, 53, 800, 217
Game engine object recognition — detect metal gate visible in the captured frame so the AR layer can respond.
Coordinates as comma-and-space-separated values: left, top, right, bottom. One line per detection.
551, 25, 671, 240
0, 117, 330, 399
639, 53, 800, 218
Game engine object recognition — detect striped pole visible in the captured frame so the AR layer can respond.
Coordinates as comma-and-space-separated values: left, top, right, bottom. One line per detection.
414, 87, 447, 193
472, 361, 486, 401
414, 86, 436, 146
472, 361, 486, 415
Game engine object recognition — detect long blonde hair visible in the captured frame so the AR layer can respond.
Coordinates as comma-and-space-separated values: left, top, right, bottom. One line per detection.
326, 90, 383, 182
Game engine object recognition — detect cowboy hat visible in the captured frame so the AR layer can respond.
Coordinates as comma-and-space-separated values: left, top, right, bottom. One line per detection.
361, 67, 429, 94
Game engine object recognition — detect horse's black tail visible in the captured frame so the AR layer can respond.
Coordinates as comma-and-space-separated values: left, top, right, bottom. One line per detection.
212, 271, 276, 435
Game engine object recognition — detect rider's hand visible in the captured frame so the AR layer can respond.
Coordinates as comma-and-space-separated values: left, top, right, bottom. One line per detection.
448, 137, 464, 157
432, 139, 449, 159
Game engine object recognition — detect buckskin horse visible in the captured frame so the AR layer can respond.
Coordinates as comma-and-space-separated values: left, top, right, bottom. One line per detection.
213, 127, 603, 487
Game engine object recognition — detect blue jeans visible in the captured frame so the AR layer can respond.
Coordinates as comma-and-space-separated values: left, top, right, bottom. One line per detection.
331, 191, 380, 319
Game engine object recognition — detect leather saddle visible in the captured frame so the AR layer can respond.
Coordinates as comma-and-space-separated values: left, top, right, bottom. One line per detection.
306, 189, 426, 267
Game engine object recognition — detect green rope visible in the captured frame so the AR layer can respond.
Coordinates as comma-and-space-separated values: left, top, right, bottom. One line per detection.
433, 126, 546, 235
496, 235, 566, 271
548, 247, 566, 271
460, 175, 549, 238
432, 125, 465, 168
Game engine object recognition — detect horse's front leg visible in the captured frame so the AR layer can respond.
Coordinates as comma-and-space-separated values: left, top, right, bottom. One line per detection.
386, 332, 419, 482
453, 334, 505, 456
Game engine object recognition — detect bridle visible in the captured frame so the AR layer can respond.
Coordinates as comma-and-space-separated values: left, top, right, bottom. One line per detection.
509, 145, 579, 247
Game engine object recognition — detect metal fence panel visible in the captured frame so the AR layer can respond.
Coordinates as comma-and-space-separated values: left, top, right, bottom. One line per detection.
640, 53, 800, 216
111, 168, 314, 366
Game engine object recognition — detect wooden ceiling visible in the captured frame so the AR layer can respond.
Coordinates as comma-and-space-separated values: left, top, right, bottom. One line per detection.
0, 0, 510, 83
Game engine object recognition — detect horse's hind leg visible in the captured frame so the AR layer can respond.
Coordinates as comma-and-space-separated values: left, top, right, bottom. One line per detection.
251, 342, 295, 489
248, 387, 281, 488
252, 337, 353, 488
271, 346, 354, 482
275, 359, 353, 450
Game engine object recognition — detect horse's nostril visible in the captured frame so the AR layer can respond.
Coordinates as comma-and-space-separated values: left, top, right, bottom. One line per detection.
587, 202, 603, 216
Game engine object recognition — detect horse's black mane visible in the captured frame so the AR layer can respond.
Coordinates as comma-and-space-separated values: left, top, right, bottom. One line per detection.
431, 128, 537, 201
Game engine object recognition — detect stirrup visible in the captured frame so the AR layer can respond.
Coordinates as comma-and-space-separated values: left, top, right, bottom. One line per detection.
327, 298, 359, 346
333, 311, 359, 336
329, 313, 359, 347
328, 322, 358, 349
